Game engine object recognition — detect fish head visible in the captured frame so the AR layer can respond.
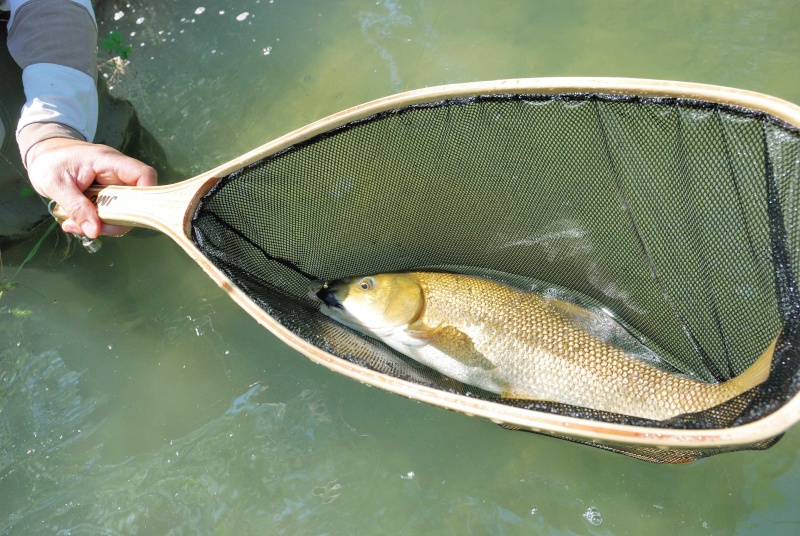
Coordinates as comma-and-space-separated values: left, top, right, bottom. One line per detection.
312, 273, 424, 335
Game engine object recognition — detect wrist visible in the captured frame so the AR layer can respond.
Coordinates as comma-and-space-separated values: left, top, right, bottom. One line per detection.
20, 124, 86, 169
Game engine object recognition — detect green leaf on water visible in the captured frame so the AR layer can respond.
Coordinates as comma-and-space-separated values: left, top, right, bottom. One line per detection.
102, 31, 133, 60
118, 44, 132, 60
101, 31, 123, 51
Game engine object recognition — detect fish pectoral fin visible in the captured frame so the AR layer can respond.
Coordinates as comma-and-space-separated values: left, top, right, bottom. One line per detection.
412, 324, 497, 371
404, 323, 496, 371
403, 322, 439, 348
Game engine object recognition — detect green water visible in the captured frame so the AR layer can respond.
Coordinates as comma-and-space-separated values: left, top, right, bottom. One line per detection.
3, 0, 800, 533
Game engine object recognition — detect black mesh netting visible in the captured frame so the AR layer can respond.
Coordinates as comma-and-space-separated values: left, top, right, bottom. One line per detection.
191, 93, 800, 462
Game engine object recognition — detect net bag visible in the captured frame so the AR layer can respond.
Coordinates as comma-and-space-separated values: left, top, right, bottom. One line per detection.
190, 79, 800, 463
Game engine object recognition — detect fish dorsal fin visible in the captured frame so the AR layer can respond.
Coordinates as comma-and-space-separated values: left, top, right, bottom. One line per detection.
544, 298, 655, 356
406, 323, 496, 371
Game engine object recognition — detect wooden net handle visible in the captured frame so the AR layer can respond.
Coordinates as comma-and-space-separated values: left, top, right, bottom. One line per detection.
50, 174, 219, 239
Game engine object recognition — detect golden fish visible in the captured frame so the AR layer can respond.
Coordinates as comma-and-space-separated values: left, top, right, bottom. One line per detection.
313, 271, 775, 420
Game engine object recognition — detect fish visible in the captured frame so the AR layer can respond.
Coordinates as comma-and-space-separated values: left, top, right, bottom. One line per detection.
312, 271, 776, 421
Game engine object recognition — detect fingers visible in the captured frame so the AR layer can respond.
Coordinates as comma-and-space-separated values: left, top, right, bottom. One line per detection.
99, 223, 133, 237
62, 220, 132, 238
49, 175, 103, 238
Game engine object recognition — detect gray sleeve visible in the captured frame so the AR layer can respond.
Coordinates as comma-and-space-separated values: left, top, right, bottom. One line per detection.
7, 0, 97, 79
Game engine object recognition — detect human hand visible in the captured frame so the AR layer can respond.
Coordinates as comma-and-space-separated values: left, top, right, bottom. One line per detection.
25, 137, 158, 238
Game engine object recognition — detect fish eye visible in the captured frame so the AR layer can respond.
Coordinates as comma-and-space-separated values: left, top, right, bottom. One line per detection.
358, 277, 375, 290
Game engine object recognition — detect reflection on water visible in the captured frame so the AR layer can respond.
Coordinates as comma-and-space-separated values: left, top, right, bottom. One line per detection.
3, 0, 800, 534
3, 382, 383, 533
359, 0, 428, 92
0, 316, 102, 528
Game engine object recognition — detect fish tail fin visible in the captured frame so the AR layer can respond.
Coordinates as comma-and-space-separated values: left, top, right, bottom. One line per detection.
727, 334, 779, 395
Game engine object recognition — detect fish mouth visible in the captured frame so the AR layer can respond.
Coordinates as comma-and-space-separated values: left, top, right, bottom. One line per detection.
311, 281, 343, 309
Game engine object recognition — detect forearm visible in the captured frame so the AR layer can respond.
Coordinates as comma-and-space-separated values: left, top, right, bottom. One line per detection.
6, 0, 98, 165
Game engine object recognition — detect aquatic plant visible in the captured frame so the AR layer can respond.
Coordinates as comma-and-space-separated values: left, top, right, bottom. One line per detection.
101, 30, 133, 60
0, 221, 55, 300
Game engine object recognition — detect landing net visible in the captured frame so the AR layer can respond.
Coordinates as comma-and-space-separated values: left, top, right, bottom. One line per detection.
191, 88, 800, 462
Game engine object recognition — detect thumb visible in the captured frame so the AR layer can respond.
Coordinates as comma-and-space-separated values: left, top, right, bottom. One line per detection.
56, 185, 102, 238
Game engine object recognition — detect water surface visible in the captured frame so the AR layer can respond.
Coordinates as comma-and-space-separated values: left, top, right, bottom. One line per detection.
3, 1, 800, 534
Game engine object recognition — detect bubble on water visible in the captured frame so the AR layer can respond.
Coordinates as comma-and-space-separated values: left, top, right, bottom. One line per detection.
583, 507, 603, 526
114, 11, 124, 20
236, 12, 250, 21
135, 16, 145, 24
262, 46, 272, 55
219, 10, 225, 15
194, 7, 205, 15
530, 507, 538, 516
400, 471, 415, 480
